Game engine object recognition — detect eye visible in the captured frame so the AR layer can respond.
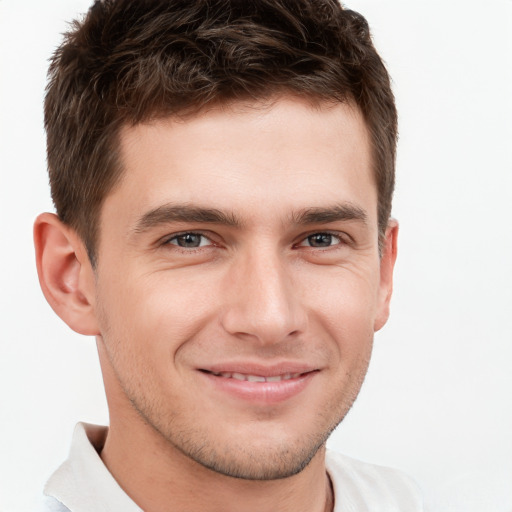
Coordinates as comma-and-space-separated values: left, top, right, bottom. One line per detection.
298, 232, 343, 248
167, 232, 212, 248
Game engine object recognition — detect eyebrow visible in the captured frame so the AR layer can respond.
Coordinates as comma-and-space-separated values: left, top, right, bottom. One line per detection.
290, 203, 368, 225
134, 204, 242, 233
133, 201, 367, 234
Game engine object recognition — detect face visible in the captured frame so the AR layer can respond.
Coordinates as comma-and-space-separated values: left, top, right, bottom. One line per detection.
92, 96, 395, 480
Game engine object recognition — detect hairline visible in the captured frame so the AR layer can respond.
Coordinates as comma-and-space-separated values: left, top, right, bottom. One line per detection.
79, 93, 386, 266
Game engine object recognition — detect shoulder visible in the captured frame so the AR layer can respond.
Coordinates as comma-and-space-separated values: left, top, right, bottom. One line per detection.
326, 451, 423, 512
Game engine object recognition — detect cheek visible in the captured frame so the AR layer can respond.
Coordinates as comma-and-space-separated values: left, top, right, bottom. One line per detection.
95, 255, 380, 366
96, 269, 217, 358
301, 264, 380, 338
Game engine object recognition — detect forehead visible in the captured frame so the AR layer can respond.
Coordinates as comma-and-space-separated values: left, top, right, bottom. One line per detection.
107, 96, 375, 228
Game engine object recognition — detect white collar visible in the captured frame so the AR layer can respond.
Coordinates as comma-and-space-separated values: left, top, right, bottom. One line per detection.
44, 422, 142, 511
45, 422, 419, 512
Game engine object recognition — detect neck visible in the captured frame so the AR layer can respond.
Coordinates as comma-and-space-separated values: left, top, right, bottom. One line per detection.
101, 417, 333, 512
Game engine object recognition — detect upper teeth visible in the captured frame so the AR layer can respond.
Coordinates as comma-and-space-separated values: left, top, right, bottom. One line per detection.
212, 372, 302, 382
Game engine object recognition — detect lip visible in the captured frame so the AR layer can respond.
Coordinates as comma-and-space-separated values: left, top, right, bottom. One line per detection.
198, 362, 319, 404
202, 362, 317, 377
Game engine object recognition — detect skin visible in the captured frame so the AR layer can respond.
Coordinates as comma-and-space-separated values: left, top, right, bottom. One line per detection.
34, 96, 398, 512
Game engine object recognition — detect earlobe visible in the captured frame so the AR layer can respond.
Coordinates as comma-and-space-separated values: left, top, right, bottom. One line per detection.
374, 219, 399, 332
34, 213, 100, 336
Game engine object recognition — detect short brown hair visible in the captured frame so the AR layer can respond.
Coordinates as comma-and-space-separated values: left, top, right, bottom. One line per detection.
45, 0, 397, 264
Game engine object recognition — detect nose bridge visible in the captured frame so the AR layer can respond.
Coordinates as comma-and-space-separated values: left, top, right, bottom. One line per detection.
221, 243, 305, 343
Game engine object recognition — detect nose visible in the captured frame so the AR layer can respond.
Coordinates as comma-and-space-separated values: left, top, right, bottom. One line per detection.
220, 246, 308, 345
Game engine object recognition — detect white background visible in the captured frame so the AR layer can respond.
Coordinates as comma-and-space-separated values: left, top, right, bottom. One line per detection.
0, 1, 511, 511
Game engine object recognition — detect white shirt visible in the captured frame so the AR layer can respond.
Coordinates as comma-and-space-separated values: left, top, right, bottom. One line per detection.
37, 423, 423, 512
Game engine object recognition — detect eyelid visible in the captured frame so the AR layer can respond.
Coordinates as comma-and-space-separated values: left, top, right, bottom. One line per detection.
295, 230, 353, 248
157, 229, 353, 250
161, 230, 217, 247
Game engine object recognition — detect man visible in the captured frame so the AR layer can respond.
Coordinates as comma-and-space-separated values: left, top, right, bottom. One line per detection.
34, 0, 422, 510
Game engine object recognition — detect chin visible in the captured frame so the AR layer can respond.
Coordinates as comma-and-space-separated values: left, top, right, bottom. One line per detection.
158, 415, 337, 481
184, 438, 327, 480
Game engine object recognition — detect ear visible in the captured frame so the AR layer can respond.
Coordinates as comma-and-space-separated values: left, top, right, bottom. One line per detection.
374, 219, 399, 332
34, 213, 100, 336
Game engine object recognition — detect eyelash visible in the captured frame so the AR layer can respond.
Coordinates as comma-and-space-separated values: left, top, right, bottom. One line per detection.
164, 231, 216, 249
296, 231, 348, 249
162, 230, 351, 251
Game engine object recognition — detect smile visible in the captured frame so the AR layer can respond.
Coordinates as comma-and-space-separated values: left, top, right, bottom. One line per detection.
207, 371, 304, 382
199, 367, 317, 404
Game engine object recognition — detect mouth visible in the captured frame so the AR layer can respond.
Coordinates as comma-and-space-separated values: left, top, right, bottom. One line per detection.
201, 370, 307, 383
198, 366, 318, 404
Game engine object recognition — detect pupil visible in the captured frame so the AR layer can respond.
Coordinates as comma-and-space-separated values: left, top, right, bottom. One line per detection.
309, 234, 332, 247
179, 234, 201, 247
